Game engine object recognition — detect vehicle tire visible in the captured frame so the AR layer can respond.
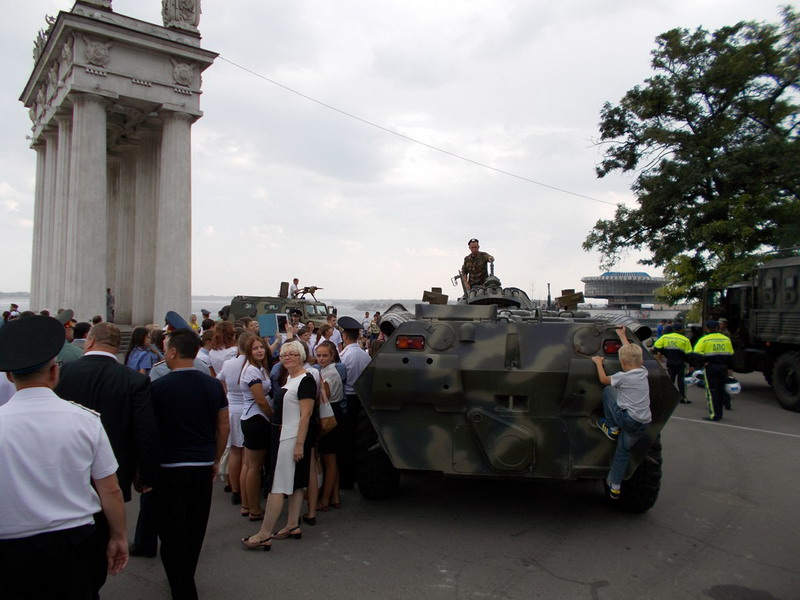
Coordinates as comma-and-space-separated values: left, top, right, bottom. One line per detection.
610, 436, 662, 513
772, 351, 800, 412
356, 409, 400, 499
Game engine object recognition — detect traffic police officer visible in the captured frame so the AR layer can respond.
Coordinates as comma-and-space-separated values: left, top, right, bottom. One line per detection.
653, 322, 693, 403
692, 320, 734, 421
0, 315, 128, 599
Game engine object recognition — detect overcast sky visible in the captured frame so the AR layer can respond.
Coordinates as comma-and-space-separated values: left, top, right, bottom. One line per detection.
0, 0, 792, 300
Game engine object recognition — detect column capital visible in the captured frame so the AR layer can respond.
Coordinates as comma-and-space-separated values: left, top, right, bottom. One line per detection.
158, 109, 198, 125
67, 91, 111, 109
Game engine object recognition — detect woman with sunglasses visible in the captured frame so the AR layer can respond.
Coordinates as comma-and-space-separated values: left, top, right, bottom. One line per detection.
242, 340, 317, 551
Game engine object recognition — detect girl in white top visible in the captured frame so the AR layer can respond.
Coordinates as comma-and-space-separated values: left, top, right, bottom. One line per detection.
208, 321, 238, 375
305, 321, 318, 351
216, 332, 256, 507
315, 340, 344, 511
237, 336, 273, 521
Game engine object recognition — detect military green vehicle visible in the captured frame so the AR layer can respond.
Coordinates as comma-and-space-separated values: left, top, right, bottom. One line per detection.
225, 282, 336, 329
702, 255, 800, 411
354, 273, 681, 512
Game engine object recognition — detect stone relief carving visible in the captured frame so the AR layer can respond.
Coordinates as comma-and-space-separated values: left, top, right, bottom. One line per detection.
48, 64, 60, 87
170, 58, 195, 86
32, 15, 56, 62
162, 0, 201, 31
83, 35, 113, 67
61, 36, 74, 65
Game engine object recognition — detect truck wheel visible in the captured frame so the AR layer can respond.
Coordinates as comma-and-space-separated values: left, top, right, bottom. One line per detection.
356, 409, 400, 499
609, 436, 662, 513
772, 352, 800, 412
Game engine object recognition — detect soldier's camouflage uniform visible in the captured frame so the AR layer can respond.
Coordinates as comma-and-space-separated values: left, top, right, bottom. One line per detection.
462, 252, 492, 287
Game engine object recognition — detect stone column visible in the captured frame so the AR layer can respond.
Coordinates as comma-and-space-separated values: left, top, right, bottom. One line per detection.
29, 144, 46, 311
107, 154, 121, 308
114, 142, 138, 324
131, 128, 160, 325
154, 111, 194, 321
67, 93, 108, 321
42, 130, 59, 312
53, 114, 72, 311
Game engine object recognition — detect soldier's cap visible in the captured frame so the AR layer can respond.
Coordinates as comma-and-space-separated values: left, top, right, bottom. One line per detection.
0, 315, 65, 374
337, 316, 362, 331
468, 238, 479, 244
290, 309, 302, 317
719, 318, 728, 323
165, 311, 192, 331
56, 309, 74, 326
200, 308, 211, 316
706, 319, 719, 330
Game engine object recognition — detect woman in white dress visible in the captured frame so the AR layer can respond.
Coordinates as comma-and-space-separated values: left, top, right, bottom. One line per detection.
242, 340, 317, 551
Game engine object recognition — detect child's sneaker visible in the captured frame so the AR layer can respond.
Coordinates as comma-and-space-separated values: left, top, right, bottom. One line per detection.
608, 487, 621, 500
594, 418, 620, 441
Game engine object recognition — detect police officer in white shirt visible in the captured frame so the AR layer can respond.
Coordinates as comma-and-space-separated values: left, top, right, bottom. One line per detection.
337, 316, 371, 489
0, 315, 128, 599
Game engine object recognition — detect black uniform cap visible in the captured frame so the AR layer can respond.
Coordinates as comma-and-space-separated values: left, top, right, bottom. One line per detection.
0, 315, 65, 374
337, 316, 362, 331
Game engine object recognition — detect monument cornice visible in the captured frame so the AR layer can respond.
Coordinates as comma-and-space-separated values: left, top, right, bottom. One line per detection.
21, 9, 217, 108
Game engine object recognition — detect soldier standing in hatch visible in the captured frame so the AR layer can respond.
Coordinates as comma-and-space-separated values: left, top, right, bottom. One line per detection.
461, 238, 495, 290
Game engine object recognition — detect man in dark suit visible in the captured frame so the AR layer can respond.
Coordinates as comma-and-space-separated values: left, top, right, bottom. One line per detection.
55, 321, 160, 597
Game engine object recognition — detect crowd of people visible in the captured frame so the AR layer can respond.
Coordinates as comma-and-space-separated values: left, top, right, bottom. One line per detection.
0, 300, 386, 599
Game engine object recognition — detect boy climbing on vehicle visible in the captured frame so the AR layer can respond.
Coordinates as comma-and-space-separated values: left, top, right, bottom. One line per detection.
591, 326, 652, 499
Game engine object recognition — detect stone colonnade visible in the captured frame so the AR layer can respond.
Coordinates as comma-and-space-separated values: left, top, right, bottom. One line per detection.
21, 1, 216, 324
29, 99, 194, 324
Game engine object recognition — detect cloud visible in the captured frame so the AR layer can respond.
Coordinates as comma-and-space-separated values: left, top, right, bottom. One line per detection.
406, 247, 452, 258
338, 240, 363, 251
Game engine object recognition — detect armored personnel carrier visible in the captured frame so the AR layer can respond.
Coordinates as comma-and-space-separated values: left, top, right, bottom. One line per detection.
354, 273, 681, 512
224, 282, 336, 329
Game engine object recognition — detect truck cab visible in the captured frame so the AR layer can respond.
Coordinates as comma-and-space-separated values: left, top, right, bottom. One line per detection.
702, 256, 800, 410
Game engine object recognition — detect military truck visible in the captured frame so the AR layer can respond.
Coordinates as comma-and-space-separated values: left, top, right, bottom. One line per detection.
354, 273, 681, 512
702, 255, 800, 411
225, 282, 336, 328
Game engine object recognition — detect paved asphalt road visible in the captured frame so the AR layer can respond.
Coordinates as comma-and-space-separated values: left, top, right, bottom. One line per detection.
104, 371, 800, 600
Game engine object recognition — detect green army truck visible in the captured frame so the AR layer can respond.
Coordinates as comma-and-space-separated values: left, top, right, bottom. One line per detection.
354, 273, 681, 512
703, 255, 800, 411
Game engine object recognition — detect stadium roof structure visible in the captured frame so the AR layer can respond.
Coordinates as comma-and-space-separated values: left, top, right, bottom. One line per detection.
581, 272, 668, 309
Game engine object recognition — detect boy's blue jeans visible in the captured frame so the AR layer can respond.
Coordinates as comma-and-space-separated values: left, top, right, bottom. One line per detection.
602, 386, 649, 487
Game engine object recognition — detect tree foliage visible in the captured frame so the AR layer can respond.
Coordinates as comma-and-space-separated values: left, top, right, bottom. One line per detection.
584, 7, 800, 302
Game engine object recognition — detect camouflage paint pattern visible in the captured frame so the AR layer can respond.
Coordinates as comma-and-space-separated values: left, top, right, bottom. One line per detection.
355, 282, 680, 483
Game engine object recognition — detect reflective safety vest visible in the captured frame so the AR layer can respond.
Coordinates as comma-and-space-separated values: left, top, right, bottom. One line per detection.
692, 332, 733, 368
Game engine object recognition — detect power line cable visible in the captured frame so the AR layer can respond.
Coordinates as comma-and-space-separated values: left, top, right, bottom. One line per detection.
218, 56, 618, 207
